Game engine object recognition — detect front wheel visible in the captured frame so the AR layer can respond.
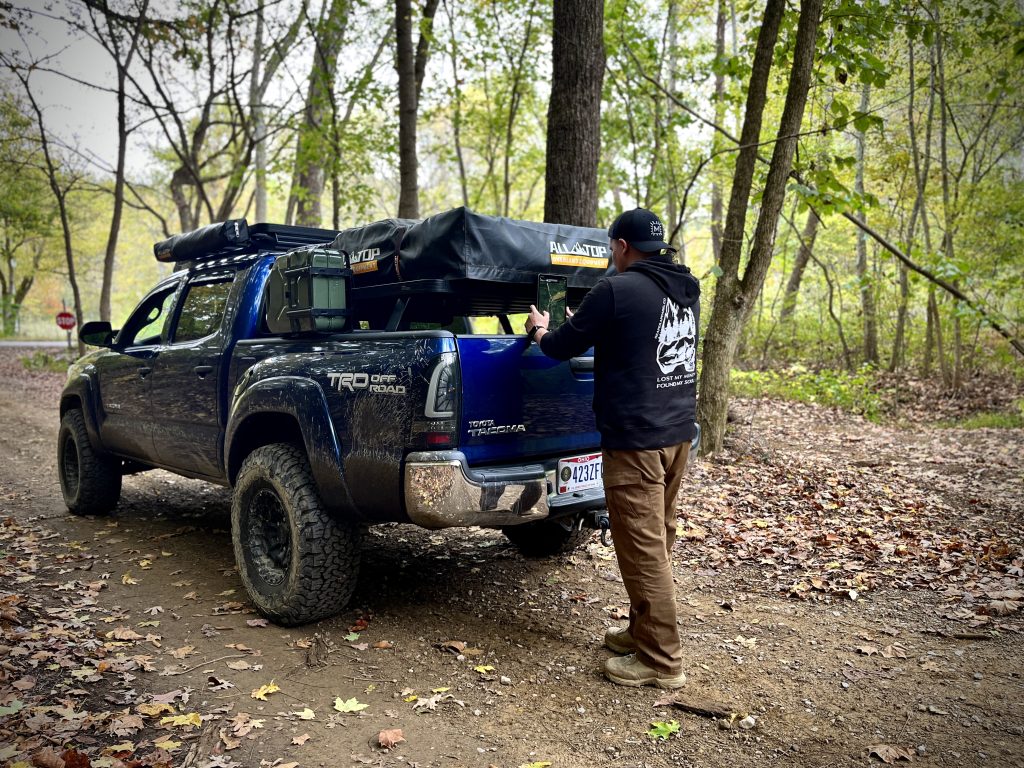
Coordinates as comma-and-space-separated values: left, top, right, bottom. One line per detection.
502, 517, 593, 557
232, 443, 361, 626
57, 409, 121, 516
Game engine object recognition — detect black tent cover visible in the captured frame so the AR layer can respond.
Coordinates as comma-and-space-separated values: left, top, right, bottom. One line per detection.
332, 207, 615, 291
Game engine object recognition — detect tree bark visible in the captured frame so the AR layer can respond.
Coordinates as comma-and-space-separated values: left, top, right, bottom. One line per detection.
697, 0, 822, 455
543, 0, 605, 227
709, 0, 727, 261
854, 83, 878, 364
396, 0, 440, 219
779, 208, 819, 323
289, 0, 350, 227
250, 0, 268, 223
91, 0, 147, 323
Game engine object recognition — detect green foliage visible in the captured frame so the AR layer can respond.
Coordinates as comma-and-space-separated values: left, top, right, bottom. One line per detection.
936, 400, 1024, 429
730, 364, 885, 422
20, 350, 73, 374
647, 719, 681, 741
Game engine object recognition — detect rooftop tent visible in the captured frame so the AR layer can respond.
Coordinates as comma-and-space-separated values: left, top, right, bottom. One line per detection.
332, 207, 614, 308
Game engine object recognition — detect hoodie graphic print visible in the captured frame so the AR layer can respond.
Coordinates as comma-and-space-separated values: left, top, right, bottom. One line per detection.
655, 299, 697, 378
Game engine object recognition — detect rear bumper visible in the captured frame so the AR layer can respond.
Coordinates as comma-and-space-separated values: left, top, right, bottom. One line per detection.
403, 450, 606, 529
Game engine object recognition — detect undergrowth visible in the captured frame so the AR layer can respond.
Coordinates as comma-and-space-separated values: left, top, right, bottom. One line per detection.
730, 364, 885, 422
935, 399, 1024, 429
20, 350, 73, 374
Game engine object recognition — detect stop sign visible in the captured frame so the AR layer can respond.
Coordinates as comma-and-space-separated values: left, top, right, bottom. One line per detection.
56, 311, 76, 331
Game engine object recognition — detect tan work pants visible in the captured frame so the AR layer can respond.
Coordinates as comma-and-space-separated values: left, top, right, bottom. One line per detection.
602, 441, 690, 674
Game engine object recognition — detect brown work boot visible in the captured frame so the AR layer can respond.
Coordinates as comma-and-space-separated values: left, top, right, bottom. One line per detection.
604, 626, 635, 654
603, 654, 686, 689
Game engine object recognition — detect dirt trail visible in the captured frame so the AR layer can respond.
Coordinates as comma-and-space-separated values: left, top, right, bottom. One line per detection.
1, 348, 1022, 768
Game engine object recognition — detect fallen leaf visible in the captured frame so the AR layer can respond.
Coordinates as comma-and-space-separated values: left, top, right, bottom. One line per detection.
109, 713, 145, 736
160, 712, 202, 729
868, 744, 914, 763
291, 708, 316, 720
170, 645, 195, 660
12, 676, 35, 691
121, 572, 138, 585
474, 665, 495, 674
219, 727, 241, 750
251, 681, 280, 700
137, 702, 176, 717
856, 645, 879, 656
146, 605, 164, 615
292, 733, 311, 745
227, 660, 251, 671
378, 728, 405, 749
333, 697, 369, 713
372, 640, 393, 650
153, 739, 181, 750
246, 618, 269, 628
109, 626, 144, 641
881, 644, 907, 659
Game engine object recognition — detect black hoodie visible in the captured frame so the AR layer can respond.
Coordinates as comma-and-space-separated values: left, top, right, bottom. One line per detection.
539, 255, 700, 450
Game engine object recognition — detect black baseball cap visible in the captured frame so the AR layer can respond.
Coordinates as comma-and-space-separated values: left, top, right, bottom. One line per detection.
607, 208, 674, 253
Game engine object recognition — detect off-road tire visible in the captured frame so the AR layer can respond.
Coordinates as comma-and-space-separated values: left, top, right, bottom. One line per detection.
57, 408, 122, 516
232, 443, 361, 626
502, 518, 593, 557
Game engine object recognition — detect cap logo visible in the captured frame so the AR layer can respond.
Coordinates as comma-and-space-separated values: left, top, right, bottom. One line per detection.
650, 220, 664, 239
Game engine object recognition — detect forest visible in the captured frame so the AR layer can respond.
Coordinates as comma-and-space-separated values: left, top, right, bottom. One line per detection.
1, 0, 1022, 447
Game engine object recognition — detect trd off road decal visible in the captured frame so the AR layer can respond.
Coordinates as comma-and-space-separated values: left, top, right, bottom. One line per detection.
654, 299, 696, 389
327, 372, 406, 395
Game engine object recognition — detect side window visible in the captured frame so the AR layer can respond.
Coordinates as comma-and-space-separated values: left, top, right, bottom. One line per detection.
172, 280, 233, 344
119, 286, 178, 347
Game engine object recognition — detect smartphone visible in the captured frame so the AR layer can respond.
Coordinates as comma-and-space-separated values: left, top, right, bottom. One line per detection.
537, 274, 568, 330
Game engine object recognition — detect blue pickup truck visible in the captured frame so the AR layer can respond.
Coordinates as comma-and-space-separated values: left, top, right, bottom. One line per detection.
58, 218, 619, 625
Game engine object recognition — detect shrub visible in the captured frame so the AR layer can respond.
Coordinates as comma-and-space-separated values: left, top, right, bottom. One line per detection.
730, 364, 884, 422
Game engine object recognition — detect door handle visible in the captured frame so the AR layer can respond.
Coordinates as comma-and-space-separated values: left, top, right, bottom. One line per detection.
194, 365, 214, 378
570, 356, 594, 373
137, 366, 152, 378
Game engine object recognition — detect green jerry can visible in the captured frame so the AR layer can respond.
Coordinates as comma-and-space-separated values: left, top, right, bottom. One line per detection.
266, 245, 352, 333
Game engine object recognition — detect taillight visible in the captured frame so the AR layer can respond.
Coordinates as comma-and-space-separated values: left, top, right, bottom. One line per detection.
426, 352, 457, 417
410, 352, 459, 451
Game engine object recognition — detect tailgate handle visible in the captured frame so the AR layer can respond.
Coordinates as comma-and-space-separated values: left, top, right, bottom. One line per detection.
570, 356, 594, 373
193, 365, 214, 378
137, 366, 152, 378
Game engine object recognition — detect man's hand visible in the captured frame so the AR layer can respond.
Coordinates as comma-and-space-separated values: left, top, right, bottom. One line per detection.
566, 307, 575, 319
526, 305, 549, 336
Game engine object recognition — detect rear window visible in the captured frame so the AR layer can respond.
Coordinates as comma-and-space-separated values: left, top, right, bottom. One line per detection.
173, 280, 232, 343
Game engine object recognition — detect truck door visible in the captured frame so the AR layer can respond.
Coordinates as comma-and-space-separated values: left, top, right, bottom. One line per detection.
95, 282, 180, 460
148, 274, 235, 478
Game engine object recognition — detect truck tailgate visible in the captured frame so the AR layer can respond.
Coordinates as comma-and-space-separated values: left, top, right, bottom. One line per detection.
455, 336, 599, 465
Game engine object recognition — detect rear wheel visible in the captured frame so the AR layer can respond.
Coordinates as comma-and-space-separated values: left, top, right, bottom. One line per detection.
57, 409, 121, 516
502, 517, 593, 557
232, 443, 360, 626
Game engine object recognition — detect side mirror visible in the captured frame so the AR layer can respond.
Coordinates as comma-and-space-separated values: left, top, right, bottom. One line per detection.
80, 321, 115, 348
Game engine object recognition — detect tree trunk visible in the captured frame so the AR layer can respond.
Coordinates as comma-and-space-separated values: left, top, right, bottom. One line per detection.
16, 73, 85, 355
250, 0, 268, 223
442, 0, 469, 207
543, 0, 605, 227
396, 0, 440, 219
779, 208, 819, 323
95, 1, 146, 324
697, 0, 822, 455
709, 0, 727, 261
854, 83, 878, 364
290, 0, 350, 227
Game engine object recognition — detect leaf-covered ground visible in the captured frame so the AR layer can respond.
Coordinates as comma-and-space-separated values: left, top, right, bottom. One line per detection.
1, 349, 1022, 768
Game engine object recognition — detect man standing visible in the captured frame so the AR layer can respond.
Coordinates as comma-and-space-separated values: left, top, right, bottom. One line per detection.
525, 208, 699, 689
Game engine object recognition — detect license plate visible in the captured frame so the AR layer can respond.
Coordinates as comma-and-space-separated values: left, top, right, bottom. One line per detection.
557, 453, 603, 494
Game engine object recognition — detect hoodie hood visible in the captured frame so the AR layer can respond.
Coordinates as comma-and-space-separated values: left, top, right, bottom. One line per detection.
626, 255, 700, 307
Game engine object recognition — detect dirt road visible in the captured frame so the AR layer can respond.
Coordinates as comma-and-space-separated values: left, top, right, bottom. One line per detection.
1, 348, 1022, 768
